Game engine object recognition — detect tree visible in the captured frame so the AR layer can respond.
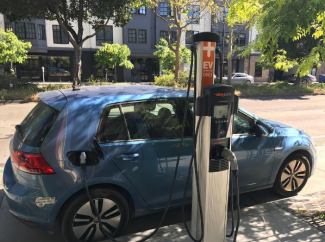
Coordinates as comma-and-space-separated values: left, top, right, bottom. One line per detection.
94, 43, 133, 82
244, 0, 325, 85
216, 0, 261, 85
154, 38, 191, 72
141, 0, 217, 84
0, 0, 136, 86
0, 29, 31, 72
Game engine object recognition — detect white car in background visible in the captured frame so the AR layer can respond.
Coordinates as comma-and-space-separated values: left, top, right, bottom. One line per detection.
222, 73, 255, 84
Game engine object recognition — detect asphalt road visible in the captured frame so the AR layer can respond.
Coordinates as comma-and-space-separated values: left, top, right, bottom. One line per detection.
0, 94, 325, 240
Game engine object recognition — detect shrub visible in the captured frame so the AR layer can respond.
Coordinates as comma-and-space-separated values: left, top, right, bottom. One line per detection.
0, 73, 36, 90
154, 72, 194, 88
154, 73, 175, 87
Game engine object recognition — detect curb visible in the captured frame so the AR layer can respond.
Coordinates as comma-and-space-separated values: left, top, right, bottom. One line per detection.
0, 100, 38, 104
238, 93, 325, 98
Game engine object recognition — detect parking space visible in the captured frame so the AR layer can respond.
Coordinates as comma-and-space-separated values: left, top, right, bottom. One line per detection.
1, 94, 325, 241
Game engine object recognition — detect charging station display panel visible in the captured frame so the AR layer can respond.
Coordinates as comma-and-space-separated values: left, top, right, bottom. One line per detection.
211, 104, 232, 139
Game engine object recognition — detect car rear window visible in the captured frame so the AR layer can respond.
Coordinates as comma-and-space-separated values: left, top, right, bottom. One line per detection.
18, 101, 60, 147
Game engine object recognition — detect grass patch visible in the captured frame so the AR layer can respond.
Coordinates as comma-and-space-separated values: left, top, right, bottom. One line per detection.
0, 84, 72, 101
0, 82, 135, 101
235, 82, 325, 96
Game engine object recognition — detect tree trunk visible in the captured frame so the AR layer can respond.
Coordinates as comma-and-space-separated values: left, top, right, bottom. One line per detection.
174, 32, 182, 85
114, 65, 117, 83
73, 46, 82, 86
294, 76, 301, 86
227, 27, 233, 85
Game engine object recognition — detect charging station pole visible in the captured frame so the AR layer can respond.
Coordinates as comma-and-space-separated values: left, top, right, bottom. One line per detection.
191, 32, 231, 242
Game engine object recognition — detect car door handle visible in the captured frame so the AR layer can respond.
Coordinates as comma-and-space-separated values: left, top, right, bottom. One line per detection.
116, 153, 140, 161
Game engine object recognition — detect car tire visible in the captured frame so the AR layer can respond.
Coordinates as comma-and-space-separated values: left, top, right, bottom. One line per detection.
60, 187, 130, 242
246, 80, 251, 84
273, 154, 310, 197
301, 79, 309, 84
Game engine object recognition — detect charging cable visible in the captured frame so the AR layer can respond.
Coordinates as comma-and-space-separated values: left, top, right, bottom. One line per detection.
221, 148, 240, 242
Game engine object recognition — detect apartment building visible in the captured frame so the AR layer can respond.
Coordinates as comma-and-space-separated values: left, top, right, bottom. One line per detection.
0, 4, 270, 82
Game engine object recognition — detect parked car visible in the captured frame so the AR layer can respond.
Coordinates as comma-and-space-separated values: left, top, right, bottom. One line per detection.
283, 74, 317, 83
3, 85, 316, 242
222, 73, 255, 84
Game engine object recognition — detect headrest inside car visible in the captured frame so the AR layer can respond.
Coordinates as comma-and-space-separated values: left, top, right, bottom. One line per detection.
134, 102, 156, 113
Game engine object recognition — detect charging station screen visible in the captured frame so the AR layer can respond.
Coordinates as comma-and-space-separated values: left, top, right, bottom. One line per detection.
213, 105, 228, 119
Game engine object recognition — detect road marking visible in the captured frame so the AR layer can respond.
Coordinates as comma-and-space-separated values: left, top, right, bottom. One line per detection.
312, 135, 325, 139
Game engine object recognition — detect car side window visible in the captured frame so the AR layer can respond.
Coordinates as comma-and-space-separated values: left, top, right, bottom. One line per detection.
233, 112, 256, 135
97, 105, 128, 142
122, 100, 186, 140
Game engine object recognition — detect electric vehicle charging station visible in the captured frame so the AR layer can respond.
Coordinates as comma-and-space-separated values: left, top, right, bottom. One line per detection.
191, 32, 239, 242
70, 31, 240, 242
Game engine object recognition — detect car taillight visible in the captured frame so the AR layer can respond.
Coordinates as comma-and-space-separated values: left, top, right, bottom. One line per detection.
11, 150, 55, 174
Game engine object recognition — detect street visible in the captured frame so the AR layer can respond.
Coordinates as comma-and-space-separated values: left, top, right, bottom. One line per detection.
0, 94, 325, 241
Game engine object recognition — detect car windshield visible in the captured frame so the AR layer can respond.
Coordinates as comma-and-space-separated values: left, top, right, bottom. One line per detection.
18, 101, 59, 147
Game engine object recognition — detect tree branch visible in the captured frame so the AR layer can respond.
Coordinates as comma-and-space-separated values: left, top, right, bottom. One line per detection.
53, 4, 79, 48
81, 18, 110, 45
149, 6, 176, 52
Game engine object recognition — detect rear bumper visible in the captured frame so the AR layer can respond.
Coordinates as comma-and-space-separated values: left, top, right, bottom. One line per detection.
3, 157, 71, 232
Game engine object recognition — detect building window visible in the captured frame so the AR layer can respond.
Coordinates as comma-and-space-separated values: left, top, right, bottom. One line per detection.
186, 31, 199, 45
52, 25, 69, 44
49, 56, 71, 77
187, 5, 200, 24
128, 29, 137, 43
160, 31, 168, 41
133, 7, 138, 14
218, 7, 229, 22
96, 26, 113, 46
25, 23, 36, 39
254, 62, 262, 77
139, 6, 146, 14
171, 31, 177, 43
236, 34, 246, 46
15, 22, 36, 39
38, 25, 46, 40
5, 22, 12, 32
159, 3, 168, 16
138, 29, 147, 43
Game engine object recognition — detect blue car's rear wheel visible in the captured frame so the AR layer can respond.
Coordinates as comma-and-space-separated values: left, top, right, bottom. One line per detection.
273, 154, 310, 197
60, 188, 129, 242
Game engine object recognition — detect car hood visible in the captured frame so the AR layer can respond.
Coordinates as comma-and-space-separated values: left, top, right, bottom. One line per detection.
259, 118, 292, 128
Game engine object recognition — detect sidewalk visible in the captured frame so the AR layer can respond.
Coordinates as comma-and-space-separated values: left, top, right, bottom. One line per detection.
1, 189, 325, 242
120, 193, 325, 242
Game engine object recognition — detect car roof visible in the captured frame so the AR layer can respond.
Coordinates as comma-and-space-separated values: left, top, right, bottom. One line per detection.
60, 85, 189, 101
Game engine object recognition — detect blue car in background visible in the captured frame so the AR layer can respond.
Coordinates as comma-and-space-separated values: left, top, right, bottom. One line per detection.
3, 85, 317, 242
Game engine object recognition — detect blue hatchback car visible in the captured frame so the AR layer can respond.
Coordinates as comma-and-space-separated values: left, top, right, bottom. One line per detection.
3, 85, 317, 242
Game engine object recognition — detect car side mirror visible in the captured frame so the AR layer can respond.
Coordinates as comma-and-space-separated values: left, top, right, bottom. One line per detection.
66, 151, 99, 166
256, 124, 269, 138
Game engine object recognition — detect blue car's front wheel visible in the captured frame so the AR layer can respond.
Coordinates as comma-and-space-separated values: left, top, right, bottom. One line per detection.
60, 187, 130, 242
273, 154, 310, 197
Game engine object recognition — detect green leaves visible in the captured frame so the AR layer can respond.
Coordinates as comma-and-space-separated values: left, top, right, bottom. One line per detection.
154, 38, 190, 72
251, 0, 325, 77
94, 43, 133, 70
0, 29, 31, 65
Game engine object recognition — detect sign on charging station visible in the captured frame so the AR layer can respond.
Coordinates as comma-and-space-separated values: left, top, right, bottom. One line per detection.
202, 42, 216, 89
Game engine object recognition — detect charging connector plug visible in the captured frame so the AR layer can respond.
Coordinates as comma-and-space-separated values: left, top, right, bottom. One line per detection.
221, 148, 238, 171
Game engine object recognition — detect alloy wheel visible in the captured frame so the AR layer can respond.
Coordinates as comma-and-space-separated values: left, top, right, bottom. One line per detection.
280, 160, 307, 192
72, 198, 121, 242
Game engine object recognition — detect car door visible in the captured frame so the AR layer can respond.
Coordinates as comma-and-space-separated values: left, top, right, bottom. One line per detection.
232, 74, 240, 84
232, 111, 275, 191
98, 99, 193, 209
